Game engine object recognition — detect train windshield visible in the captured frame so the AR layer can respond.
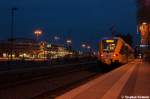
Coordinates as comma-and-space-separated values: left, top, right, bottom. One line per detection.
102, 39, 117, 52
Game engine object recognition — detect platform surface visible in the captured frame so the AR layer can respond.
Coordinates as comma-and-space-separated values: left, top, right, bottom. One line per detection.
56, 60, 150, 99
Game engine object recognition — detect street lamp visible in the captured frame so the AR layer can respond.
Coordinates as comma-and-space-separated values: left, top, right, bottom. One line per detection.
66, 39, 72, 51
34, 29, 42, 42
54, 36, 60, 40
54, 36, 60, 44
81, 44, 86, 48
10, 7, 17, 61
34, 29, 42, 59
66, 39, 72, 44
81, 43, 86, 55
87, 45, 92, 56
87, 45, 91, 49
40, 41, 47, 60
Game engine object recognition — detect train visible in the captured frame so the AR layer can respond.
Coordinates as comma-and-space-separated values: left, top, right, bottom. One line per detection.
98, 37, 134, 65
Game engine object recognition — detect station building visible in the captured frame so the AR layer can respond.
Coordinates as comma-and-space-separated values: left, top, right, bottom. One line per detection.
0, 38, 71, 60
0, 38, 39, 59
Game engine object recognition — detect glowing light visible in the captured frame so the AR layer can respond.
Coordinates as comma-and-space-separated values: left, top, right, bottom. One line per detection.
142, 22, 147, 25
113, 54, 116, 57
82, 44, 86, 48
34, 30, 42, 37
23, 53, 26, 56
47, 44, 51, 48
106, 40, 114, 43
3, 53, 7, 58
139, 22, 149, 36
87, 45, 91, 49
66, 39, 72, 44
54, 36, 60, 40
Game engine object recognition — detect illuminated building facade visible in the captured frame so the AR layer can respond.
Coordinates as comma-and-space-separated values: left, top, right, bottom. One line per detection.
38, 43, 72, 59
0, 38, 72, 60
0, 38, 39, 59
137, 0, 150, 44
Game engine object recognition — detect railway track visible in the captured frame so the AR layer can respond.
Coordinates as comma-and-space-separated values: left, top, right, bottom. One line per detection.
32, 71, 102, 99
0, 61, 102, 99
0, 61, 97, 89
0, 60, 121, 99
32, 64, 118, 99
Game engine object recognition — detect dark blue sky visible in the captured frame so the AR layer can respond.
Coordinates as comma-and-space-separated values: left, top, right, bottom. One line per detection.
0, 0, 137, 50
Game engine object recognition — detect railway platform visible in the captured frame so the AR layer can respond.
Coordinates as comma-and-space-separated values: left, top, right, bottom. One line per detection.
56, 59, 150, 99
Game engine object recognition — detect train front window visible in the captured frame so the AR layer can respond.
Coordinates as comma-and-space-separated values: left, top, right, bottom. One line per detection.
102, 40, 117, 52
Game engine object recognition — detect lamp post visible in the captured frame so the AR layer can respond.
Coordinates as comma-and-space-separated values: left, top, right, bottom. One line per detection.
81, 43, 86, 55
34, 29, 42, 42
66, 39, 72, 51
10, 7, 17, 61
34, 29, 42, 58
54, 36, 60, 44
41, 41, 46, 61
87, 45, 92, 56
87, 45, 91, 49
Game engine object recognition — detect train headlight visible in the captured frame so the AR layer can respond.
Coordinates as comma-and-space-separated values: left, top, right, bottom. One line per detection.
101, 54, 103, 57
113, 54, 118, 57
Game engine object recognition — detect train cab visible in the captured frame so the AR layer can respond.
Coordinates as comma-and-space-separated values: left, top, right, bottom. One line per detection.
98, 37, 134, 65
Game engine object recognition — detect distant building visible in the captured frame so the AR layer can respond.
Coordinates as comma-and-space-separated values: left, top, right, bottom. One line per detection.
39, 43, 72, 59
137, 0, 150, 44
0, 38, 39, 58
0, 38, 72, 59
